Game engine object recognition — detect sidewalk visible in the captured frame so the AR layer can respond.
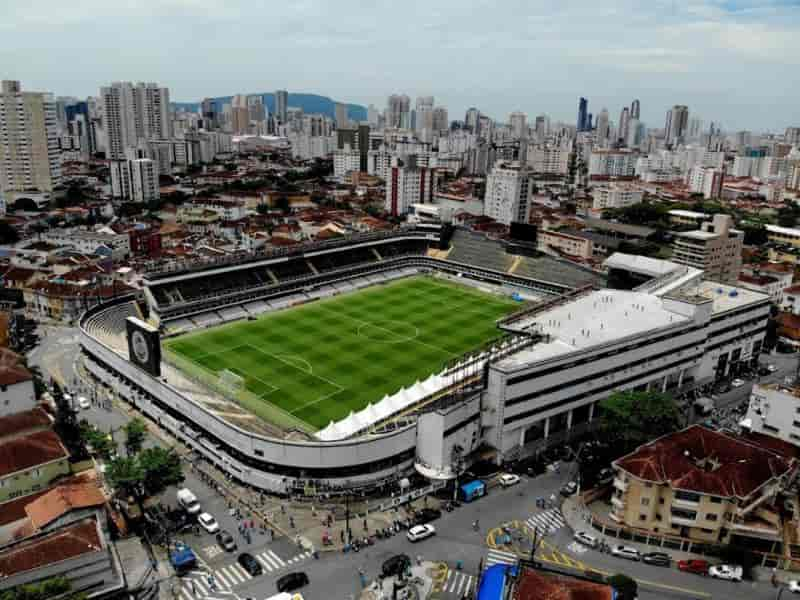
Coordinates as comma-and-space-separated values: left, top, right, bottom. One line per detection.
561, 495, 797, 585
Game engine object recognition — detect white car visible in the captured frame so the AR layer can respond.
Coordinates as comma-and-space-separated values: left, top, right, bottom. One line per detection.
731, 379, 745, 388
78, 396, 91, 410
406, 523, 435, 542
499, 473, 520, 487
573, 531, 599, 549
197, 512, 220, 533
611, 545, 641, 561
708, 564, 743, 582
767, 364, 778, 373
788, 579, 800, 593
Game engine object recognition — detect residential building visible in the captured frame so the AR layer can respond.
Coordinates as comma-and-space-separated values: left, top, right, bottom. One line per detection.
669, 210, 711, 227
590, 184, 643, 215
611, 425, 795, 544
687, 166, 724, 199
672, 214, 743, 284
0, 350, 35, 417
766, 224, 800, 248
42, 229, 131, 259
509, 111, 527, 139
385, 156, 433, 217
538, 230, 593, 259
0, 81, 61, 198
334, 102, 348, 128
484, 161, 532, 225
743, 383, 800, 447
0, 425, 69, 503
737, 273, 786, 304
100, 82, 170, 159
527, 147, 570, 175
432, 107, 448, 132
588, 150, 638, 177
385, 94, 410, 129
577, 97, 589, 132
595, 108, 610, 142
665, 105, 689, 146
275, 89, 288, 124
110, 157, 159, 204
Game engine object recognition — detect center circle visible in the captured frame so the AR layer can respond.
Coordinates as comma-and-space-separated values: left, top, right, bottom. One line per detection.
357, 320, 419, 343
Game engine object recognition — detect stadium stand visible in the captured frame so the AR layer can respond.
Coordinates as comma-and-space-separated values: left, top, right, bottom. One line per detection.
82, 299, 142, 353
446, 230, 515, 273
513, 255, 605, 288
308, 247, 378, 272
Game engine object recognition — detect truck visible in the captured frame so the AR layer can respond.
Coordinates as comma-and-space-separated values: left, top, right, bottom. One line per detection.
176, 488, 201, 514
459, 480, 486, 503
170, 542, 197, 575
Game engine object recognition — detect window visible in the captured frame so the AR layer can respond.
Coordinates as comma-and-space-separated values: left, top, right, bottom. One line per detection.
655, 513, 662, 521
639, 514, 647, 521
701, 528, 714, 534
709, 497, 723, 504
644, 482, 653, 488
31, 468, 41, 478
674, 490, 701, 503
641, 498, 650, 506
254, 449, 264, 457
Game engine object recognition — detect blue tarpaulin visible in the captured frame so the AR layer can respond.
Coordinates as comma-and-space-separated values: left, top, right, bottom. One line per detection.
460, 480, 486, 502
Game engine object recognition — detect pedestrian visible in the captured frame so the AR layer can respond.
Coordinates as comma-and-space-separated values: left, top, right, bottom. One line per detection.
363, 518, 368, 531
340, 529, 345, 543
191, 580, 197, 596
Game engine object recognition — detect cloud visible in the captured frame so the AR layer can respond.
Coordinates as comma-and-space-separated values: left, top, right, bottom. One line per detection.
0, 0, 798, 130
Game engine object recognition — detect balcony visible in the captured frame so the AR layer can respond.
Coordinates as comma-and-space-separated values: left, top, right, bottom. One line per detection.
613, 477, 628, 492
670, 515, 697, 528
672, 497, 700, 510
611, 495, 626, 509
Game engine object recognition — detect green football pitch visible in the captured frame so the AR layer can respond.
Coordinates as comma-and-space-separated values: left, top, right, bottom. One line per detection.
163, 276, 520, 431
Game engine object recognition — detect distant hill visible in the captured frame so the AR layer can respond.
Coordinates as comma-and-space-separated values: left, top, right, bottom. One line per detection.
173, 92, 367, 123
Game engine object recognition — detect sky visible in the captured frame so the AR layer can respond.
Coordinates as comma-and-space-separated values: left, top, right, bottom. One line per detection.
1, 0, 798, 132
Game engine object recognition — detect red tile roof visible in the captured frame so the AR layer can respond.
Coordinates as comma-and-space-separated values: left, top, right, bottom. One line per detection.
0, 518, 102, 579
0, 348, 32, 388
0, 430, 68, 478
25, 482, 106, 530
0, 407, 51, 439
514, 567, 613, 600
0, 489, 51, 527
614, 425, 795, 499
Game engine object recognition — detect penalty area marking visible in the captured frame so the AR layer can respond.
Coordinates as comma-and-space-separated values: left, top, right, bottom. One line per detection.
274, 354, 313, 374
356, 320, 420, 344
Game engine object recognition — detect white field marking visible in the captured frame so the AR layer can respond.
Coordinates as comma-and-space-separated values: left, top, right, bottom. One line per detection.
316, 304, 457, 358
274, 354, 313, 373
356, 320, 420, 344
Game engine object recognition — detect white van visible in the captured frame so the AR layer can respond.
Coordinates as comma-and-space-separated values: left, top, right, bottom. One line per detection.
176, 488, 201, 514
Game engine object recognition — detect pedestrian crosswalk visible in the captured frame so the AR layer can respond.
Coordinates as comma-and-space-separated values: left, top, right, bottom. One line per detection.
485, 548, 517, 568
525, 508, 566, 536
178, 549, 310, 599
442, 570, 476, 596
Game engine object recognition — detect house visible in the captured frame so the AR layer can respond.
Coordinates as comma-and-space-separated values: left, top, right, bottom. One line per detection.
0, 428, 70, 503
0, 349, 36, 417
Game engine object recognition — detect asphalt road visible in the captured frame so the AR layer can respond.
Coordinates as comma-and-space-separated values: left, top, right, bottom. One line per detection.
27, 326, 800, 600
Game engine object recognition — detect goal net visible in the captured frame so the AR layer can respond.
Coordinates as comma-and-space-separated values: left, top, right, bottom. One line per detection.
219, 369, 245, 396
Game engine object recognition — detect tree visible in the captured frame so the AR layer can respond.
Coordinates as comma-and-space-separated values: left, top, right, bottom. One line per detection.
740, 224, 768, 246
79, 422, 115, 460
107, 446, 184, 509
0, 576, 86, 600
606, 574, 637, 600
124, 417, 147, 456
598, 390, 681, 455
0, 222, 19, 244
777, 200, 800, 228
106, 455, 145, 503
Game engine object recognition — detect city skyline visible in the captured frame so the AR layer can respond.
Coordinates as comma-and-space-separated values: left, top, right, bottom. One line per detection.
1, 0, 798, 132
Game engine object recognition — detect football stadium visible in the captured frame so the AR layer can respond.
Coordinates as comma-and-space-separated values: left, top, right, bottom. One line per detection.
78, 226, 769, 495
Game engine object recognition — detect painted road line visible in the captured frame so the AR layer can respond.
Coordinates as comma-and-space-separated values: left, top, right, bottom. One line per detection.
267, 550, 286, 566
486, 548, 518, 567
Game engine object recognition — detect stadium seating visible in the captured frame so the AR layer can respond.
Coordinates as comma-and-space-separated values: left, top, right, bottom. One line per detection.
446, 230, 515, 273
513, 255, 604, 288
83, 300, 142, 353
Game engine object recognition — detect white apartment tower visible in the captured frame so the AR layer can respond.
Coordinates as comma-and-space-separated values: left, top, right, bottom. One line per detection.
100, 82, 170, 159
484, 161, 532, 225
0, 80, 61, 196
110, 152, 159, 204
509, 112, 528, 140
385, 155, 433, 217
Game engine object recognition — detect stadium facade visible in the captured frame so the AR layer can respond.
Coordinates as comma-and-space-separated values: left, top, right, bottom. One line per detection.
79, 228, 769, 494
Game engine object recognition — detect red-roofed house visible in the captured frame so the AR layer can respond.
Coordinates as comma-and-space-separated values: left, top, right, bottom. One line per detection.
611, 425, 796, 544
0, 429, 70, 503
0, 350, 36, 417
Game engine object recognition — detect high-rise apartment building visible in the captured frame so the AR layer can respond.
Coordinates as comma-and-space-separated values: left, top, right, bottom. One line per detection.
0, 80, 61, 197
577, 97, 589, 132
665, 105, 689, 147
247, 95, 266, 124
630, 99, 640, 120
385, 155, 433, 216
385, 94, 410, 129
618, 107, 630, 144
334, 102, 349, 128
509, 112, 527, 139
465, 108, 480, 133
110, 148, 159, 204
432, 107, 448, 133
100, 82, 170, 159
230, 95, 249, 134
275, 90, 288, 123
484, 161, 532, 225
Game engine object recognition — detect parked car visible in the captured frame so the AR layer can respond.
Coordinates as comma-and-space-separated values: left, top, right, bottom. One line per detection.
731, 378, 745, 388
597, 468, 614, 485
413, 508, 442, 525
788, 579, 800, 593
238, 552, 263, 577
499, 473, 521, 487
709, 564, 743, 581
642, 552, 671, 567
216, 530, 236, 552
611, 545, 641, 561
767, 364, 778, 373
78, 396, 91, 410
560, 481, 578, 497
407, 524, 436, 542
382, 554, 411, 578
276, 571, 308, 593
677, 559, 710, 575
573, 531, 598, 549
197, 512, 219, 533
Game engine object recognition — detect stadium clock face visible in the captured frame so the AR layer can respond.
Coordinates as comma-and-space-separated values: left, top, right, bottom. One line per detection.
131, 330, 150, 364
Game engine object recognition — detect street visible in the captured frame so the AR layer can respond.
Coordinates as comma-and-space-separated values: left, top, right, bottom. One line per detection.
27, 324, 800, 600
